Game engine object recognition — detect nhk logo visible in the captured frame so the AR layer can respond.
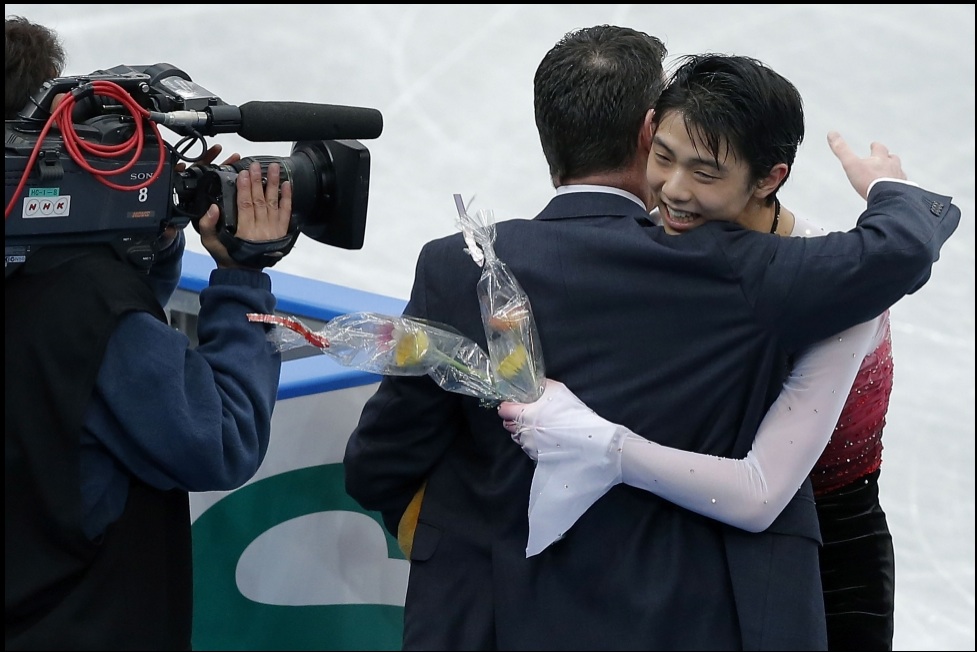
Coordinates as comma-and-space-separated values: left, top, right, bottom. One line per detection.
23, 195, 71, 218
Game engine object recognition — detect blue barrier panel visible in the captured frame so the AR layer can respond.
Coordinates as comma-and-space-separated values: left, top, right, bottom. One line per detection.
178, 251, 406, 400
180, 250, 406, 325
183, 251, 410, 650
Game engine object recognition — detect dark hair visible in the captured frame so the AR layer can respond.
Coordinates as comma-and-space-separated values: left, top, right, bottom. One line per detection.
5, 15, 66, 119
653, 53, 804, 200
534, 25, 667, 184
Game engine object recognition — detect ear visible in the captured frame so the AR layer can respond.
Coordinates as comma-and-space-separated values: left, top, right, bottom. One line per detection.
754, 163, 789, 200
638, 108, 656, 153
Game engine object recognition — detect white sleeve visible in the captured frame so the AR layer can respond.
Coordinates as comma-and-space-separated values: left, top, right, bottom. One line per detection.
507, 316, 885, 556
621, 316, 885, 531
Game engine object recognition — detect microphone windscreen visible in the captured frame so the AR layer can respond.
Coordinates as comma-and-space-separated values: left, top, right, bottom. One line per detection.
237, 101, 383, 142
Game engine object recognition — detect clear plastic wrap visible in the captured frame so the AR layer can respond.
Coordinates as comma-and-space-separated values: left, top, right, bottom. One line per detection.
246, 194, 546, 405
247, 312, 503, 403
454, 194, 545, 403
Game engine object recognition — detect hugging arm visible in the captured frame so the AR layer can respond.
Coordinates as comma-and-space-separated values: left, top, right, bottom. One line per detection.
500, 316, 884, 556
753, 137, 957, 350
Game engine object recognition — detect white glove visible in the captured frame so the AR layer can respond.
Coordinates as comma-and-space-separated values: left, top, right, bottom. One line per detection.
499, 379, 630, 556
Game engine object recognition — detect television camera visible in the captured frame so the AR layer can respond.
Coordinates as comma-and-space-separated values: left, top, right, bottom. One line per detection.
4, 63, 383, 276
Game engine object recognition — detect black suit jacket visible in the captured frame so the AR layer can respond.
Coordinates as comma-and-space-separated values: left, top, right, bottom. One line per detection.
344, 182, 959, 650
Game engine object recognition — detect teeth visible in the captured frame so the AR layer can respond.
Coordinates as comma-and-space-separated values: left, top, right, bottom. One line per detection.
669, 208, 696, 222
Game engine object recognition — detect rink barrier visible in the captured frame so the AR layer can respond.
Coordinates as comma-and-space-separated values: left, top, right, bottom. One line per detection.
173, 251, 408, 651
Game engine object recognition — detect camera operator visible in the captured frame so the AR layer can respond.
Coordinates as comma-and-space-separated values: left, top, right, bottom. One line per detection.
6, 16, 293, 651
5, 15, 65, 119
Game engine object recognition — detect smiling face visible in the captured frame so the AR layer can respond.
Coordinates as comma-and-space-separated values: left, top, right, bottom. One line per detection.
648, 110, 762, 235
646, 54, 804, 236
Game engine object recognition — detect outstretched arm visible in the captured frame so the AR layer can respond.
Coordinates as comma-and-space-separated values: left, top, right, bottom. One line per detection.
827, 131, 910, 200
500, 316, 885, 556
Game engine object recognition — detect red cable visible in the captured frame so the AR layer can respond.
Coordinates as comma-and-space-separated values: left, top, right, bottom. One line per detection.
5, 80, 167, 220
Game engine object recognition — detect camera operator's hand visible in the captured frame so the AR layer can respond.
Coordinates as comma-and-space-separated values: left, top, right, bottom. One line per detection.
181, 143, 241, 172
198, 161, 292, 270
161, 144, 243, 251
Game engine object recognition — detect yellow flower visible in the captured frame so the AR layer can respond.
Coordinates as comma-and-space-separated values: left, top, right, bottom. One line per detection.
394, 329, 430, 367
497, 344, 528, 379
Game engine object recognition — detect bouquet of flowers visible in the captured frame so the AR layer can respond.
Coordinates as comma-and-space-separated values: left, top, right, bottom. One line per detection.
247, 193, 546, 405
454, 194, 545, 403
247, 311, 505, 403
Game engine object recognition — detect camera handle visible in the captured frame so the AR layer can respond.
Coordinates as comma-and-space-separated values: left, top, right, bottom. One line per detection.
217, 229, 297, 269
196, 168, 299, 269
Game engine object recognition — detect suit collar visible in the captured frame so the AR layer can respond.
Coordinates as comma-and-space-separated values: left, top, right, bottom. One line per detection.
536, 190, 651, 222
555, 184, 646, 208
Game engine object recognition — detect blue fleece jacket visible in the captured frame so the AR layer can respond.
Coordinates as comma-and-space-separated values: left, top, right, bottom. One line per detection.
79, 232, 282, 539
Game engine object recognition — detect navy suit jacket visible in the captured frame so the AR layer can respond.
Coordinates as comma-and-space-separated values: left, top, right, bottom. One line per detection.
344, 182, 959, 650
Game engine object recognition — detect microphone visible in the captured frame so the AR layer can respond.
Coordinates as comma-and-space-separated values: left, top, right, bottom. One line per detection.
237, 101, 383, 142
148, 101, 383, 142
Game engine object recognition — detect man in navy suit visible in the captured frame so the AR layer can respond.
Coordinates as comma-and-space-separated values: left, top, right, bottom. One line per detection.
343, 25, 960, 650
